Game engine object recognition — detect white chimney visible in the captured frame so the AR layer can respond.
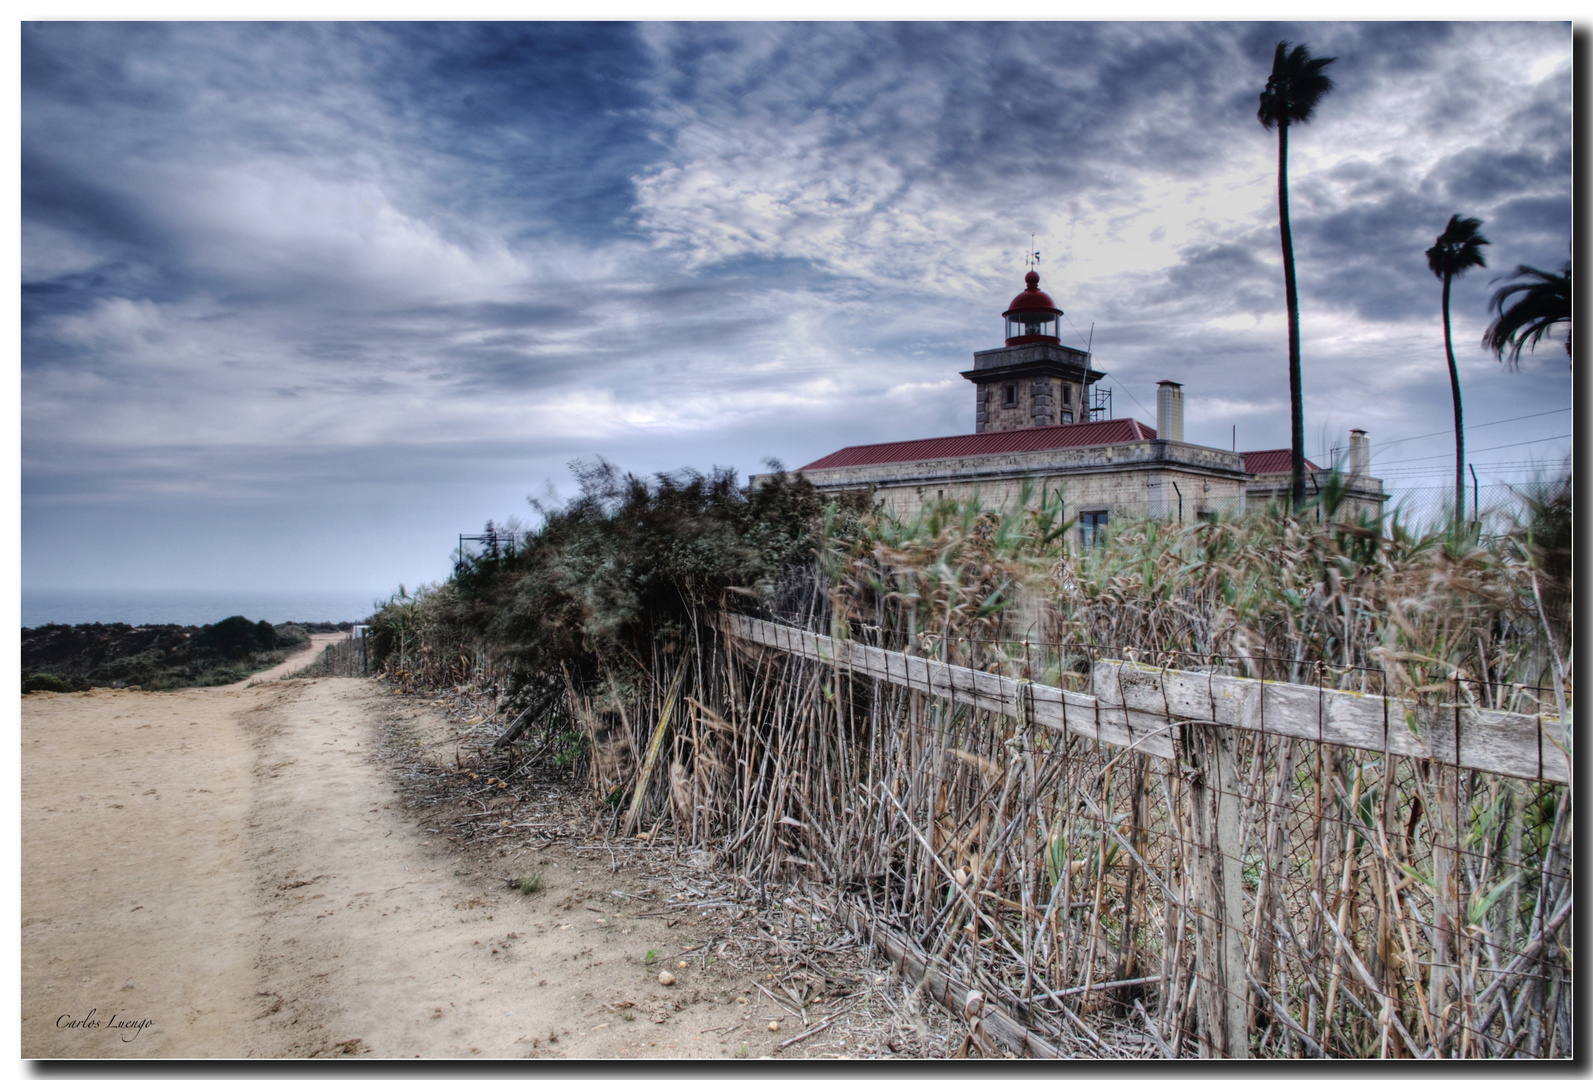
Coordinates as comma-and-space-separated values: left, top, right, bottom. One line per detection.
1349, 429, 1369, 476
1156, 380, 1184, 442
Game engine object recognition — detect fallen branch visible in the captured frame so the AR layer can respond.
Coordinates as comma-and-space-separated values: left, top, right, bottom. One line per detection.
825, 897, 1060, 1058
779, 1014, 840, 1049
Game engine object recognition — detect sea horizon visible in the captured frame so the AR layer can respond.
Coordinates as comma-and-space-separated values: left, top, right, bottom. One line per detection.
21, 587, 389, 630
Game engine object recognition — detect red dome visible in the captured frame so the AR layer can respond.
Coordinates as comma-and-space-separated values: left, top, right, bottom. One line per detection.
1003, 269, 1060, 316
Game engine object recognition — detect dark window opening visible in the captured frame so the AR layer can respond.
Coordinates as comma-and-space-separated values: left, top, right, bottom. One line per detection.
1063, 385, 1072, 405
1080, 510, 1109, 550
1002, 383, 1018, 407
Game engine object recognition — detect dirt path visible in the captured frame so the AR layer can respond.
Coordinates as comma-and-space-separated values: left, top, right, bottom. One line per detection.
21, 646, 796, 1059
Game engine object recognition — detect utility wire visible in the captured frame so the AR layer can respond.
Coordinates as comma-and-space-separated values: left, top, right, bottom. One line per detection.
1062, 312, 1092, 352
1062, 312, 1158, 424
1054, 318, 1567, 448
1378, 461, 1562, 478
1104, 373, 1157, 425
1372, 432, 1570, 466
1371, 408, 1571, 456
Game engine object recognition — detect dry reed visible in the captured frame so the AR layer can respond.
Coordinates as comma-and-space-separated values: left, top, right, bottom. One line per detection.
370, 471, 1572, 1057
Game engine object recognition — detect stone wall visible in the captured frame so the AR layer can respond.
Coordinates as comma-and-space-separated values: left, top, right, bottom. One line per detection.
1246, 474, 1388, 521
977, 375, 1089, 432
967, 342, 1095, 434
757, 432, 1391, 538
765, 439, 1252, 535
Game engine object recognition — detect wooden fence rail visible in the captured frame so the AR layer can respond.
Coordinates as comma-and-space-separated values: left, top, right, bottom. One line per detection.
721, 613, 1569, 786
721, 611, 1571, 1057
711, 612, 1572, 1057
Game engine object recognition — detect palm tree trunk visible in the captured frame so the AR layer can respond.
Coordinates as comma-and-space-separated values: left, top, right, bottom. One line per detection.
1277, 119, 1306, 510
1442, 274, 1465, 528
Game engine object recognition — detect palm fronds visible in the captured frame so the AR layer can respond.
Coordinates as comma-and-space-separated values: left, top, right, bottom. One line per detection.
1484, 262, 1571, 367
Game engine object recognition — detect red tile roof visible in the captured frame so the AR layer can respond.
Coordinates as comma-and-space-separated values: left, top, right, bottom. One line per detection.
1243, 449, 1321, 476
799, 418, 1158, 470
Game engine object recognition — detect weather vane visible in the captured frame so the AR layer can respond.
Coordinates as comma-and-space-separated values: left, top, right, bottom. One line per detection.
1024, 233, 1040, 268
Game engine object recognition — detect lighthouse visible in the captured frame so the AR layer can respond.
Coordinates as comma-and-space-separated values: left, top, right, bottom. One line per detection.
962, 269, 1104, 433
759, 260, 1386, 526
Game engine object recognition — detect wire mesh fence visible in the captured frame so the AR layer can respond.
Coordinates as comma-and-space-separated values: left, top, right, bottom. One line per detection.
1382, 482, 1556, 537
292, 630, 370, 678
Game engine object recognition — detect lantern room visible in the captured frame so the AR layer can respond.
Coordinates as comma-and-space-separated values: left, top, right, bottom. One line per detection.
1002, 269, 1062, 345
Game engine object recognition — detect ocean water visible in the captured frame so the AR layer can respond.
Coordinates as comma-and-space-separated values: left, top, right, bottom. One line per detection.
21, 588, 387, 629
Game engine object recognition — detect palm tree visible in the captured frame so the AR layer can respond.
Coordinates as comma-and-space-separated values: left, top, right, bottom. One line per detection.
1426, 215, 1489, 528
1258, 41, 1336, 511
1484, 261, 1571, 368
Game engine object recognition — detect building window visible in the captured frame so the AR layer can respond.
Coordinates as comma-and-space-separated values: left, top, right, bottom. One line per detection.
1060, 410, 1073, 424
1079, 510, 1109, 550
1062, 385, 1072, 405
1002, 383, 1018, 407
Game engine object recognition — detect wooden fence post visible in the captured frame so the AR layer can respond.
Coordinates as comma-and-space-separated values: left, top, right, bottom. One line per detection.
1430, 761, 1458, 1056
1184, 721, 1249, 1058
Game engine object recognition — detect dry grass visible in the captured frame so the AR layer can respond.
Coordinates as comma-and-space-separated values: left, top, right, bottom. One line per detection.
608, 483, 1570, 1057
367, 471, 1572, 1058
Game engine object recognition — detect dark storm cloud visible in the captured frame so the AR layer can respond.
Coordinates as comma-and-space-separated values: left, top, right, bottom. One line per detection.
21, 21, 1574, 593
1152, 242, 1277, 312
359, 23, 659, 239
1488, 196, 1574, 250
642, 23, 1256, 199
1439, 148, 1564, 207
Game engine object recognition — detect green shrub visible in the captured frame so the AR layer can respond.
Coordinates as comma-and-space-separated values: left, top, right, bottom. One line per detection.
21, 615, 309, 692
367, 461, 868, 695
87, 647, 168, 686
192, 615, 277, 659
272, 623, 312, 649
22, 672, 72, 694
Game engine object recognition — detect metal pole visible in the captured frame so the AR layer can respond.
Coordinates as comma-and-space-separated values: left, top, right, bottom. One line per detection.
1469, 463, 1479, 525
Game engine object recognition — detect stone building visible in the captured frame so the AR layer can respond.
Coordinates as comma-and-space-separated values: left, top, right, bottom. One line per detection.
760, 269, 1385, 536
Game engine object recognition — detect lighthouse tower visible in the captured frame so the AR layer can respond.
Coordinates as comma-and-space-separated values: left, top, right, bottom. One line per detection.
962, 269, 1103, 433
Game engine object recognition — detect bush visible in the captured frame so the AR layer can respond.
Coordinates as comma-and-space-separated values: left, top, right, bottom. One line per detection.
367, 461, 868, 693
273, 623, 312, 649
192, 615, 277, 659
87, 647, 168, 687
22, 672, 72, 694
20, 614, 309, 691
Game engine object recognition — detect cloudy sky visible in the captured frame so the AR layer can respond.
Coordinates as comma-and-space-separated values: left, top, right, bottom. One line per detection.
20, 21, 1573, 602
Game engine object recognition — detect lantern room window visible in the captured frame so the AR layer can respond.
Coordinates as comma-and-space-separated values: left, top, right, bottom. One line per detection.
1005, 310, 1057, 340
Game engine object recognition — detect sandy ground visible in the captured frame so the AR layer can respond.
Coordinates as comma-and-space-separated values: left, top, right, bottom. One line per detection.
21, 640, 797, 1059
